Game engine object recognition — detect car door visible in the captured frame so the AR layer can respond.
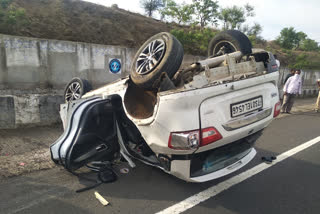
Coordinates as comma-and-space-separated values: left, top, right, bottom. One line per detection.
51, 98, 120, 171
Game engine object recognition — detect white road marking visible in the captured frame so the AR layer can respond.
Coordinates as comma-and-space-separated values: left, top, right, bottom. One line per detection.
156, 136, 320, 214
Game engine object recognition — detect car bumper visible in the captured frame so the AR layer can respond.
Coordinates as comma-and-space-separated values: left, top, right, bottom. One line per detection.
167, 130, 262, 182
170, 148, 256, 182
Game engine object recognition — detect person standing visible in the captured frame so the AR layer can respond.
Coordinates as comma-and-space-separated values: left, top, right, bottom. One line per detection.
315, 79, 320, 113
281, 69, 302, 113
284, 69, 295, 84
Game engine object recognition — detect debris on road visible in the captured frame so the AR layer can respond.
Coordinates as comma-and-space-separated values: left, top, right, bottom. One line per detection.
261, 156, 277, 164
94, 191, 109, 206
120, 168, 129, 174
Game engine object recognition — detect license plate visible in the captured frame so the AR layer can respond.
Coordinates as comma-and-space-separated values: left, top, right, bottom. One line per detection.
231, 96, 263, 117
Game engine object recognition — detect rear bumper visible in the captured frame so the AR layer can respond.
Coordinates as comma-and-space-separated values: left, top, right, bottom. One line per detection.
168, 131, 261, 182
189, 148, 256, 182
169, 148, 256, 182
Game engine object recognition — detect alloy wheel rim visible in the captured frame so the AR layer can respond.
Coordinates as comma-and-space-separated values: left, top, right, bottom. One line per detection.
214, 40, 237, 55
135, 39, 166, 75
65, 82, 81, 102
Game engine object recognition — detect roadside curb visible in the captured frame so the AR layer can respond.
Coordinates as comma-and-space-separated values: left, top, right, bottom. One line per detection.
277, 98, 318, 119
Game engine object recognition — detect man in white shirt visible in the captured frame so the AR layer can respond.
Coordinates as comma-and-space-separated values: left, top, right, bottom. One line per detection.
281, 69, 302, 113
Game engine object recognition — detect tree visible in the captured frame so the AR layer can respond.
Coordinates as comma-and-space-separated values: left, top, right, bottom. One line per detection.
218, 4, 255, 30
295, 31, 307, 49
293, 53, 309, 69
244, 3, 255, 17
276, 27, 298, 49
218, 7, 231, 29
247, 23, 262, 37
140, 0, 164, 17
240, 22, 263, 46
161, 0, 194, 24
276, 27, 315, 50
192, 0, 219, 28
0, 0, 27, 32
301, 38, 319, 51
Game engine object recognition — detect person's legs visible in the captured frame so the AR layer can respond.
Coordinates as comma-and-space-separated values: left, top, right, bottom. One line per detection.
316, 91, 320, 112
281, 95, 289, 113
281, 94, 290, 112
286, 94, 295, 113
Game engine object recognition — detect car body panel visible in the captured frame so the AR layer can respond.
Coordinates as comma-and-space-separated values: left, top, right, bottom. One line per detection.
51, 49, 280, 182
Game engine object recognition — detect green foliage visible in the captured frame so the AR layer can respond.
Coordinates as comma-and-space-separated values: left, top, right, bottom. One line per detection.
301, 38, 319, 51
248, 35, 257, 46
0, 0, 28, 32
276, 27, 319, 52
247, 23, 262, 36
171, 27, 218, 55
244, 3, 255, 17
285, 52, 320, 70
295, 31, 307, 49
0, 0, 12, 9
276, 27, 298, 49
161, 0, 194, 24
140, 0, 164, 17
292, 53, 309, 69
161, 0, 220, 27
218, 4, 254, 30
219, 6, 245, 30
192, 0, 219, 28
6, 6, 26, 24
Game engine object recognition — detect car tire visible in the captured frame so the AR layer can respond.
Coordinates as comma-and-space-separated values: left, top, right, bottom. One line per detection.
64, 77, 92, 103
208, 30, 252, 57
130, 32, 184, 89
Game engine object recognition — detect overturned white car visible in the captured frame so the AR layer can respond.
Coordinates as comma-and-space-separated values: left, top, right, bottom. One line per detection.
50, 30, 281, 182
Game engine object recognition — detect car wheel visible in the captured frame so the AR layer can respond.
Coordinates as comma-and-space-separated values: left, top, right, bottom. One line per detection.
64, 78, 92, 103
130, 32, 184, 89
208, 30, 252, 57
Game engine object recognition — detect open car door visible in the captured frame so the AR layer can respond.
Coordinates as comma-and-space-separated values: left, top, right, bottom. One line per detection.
50, 98, 120, 171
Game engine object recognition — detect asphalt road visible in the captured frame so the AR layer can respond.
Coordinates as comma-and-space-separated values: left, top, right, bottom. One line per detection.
1, 111, 320, 214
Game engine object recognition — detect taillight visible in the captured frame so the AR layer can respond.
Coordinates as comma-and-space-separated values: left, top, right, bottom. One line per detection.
168, 127, 222, 150
273, 101, 281, 117
200, 127, 222, 146
168, 130, 200, 150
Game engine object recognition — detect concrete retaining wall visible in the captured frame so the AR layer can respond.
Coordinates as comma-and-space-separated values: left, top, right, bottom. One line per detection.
0, 34, 138, 128
0, 34, 135, 90
0, 94, 63, 129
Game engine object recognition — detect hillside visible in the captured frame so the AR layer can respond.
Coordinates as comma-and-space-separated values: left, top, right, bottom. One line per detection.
1, 0, 320, 69
264, 41, 320, 70
1, 0, 173, 47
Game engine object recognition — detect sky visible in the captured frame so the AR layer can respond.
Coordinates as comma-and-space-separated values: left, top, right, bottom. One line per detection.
83, 0, 320, 43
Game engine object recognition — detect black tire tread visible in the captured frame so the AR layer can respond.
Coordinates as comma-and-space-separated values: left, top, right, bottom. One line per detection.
208, 30, 252, 57
131, 32, 184, 89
